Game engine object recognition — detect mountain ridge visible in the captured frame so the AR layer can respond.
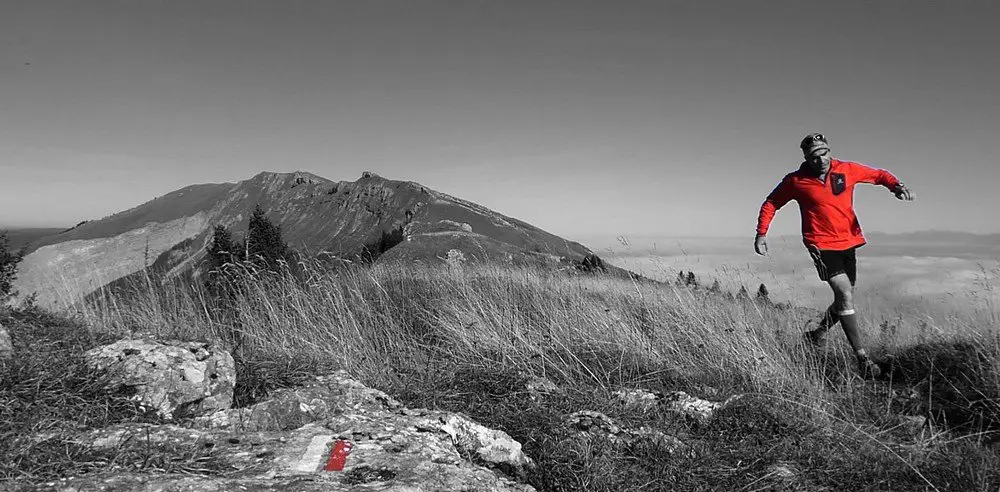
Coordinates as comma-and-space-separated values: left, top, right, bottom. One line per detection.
14, 171, 594, 308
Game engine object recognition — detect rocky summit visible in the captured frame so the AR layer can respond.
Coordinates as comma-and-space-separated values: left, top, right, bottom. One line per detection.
14, 171, 594, 308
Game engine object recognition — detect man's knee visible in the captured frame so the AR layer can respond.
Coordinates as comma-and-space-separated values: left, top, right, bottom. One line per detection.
829, 275, 855, 311
837, 292, 855, 312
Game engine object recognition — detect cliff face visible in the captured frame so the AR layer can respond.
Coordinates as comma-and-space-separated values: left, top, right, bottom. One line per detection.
14, 171, 592, 307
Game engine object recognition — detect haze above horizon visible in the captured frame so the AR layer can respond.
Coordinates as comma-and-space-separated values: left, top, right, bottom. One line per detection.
2, 1, 997, 237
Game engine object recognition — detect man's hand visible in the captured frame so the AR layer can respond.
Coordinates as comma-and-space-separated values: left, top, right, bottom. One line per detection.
892, 183, 915, 201
754, 235, 768, 256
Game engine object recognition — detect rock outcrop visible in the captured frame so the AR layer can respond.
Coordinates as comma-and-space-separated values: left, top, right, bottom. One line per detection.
84, 339, 236, 419
48, 370, 535, 491
612, 386, 742, 421
564, 410, 687, 455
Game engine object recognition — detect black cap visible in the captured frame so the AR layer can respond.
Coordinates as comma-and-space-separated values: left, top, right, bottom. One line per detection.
800, 133, 830, 156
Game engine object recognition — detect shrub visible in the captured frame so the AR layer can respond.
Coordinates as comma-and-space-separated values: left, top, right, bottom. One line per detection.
578, 253, 607, 273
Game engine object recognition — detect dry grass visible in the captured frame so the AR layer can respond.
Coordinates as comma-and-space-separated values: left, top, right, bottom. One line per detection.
4, 258, 1000, 490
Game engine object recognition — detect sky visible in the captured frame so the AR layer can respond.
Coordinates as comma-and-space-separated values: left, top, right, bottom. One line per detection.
1, 1, 997, 240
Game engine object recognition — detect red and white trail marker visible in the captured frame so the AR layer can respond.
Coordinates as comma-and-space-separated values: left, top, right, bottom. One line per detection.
324, 440, 354, 472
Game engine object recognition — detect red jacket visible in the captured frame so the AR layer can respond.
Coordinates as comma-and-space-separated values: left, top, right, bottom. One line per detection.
756, 158, 900, 250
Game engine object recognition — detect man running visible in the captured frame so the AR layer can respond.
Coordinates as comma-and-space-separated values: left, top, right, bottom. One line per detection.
754, 133, 914, 378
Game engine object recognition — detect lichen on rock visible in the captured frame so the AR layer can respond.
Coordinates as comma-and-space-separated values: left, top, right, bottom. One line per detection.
84, 339, 236, 419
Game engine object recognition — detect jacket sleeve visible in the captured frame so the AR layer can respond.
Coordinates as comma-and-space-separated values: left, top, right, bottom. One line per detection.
756, 176, 794, 236
849, 161, 901, 189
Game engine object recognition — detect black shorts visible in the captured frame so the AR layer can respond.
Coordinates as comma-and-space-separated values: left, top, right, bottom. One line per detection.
809, 246, 858, 285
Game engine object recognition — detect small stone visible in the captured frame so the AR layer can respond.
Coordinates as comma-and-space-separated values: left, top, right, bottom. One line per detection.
0, 321, 13, 361
565, 411, 621, 435
769, 463, 797, 479
898, 415, 928, 438
525, 376, 558, 400
613, 388, 660, 412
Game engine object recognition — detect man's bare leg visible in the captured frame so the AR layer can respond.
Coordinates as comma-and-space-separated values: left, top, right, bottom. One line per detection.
828, 273, 880, 377
819, 304, 841, 331
804, 303, 841, 346
828, 274, 862, 352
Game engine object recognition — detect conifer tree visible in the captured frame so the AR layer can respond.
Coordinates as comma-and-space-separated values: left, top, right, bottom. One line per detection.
736, 285, 749, 299
359, 226, 405, 264
756, 283, 770, 302
245, 205, 293, 271
0, 231, 25, 301
206, 225, 241, 272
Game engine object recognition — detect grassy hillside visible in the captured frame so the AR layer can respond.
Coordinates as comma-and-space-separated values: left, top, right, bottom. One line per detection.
3, 261, 999, 490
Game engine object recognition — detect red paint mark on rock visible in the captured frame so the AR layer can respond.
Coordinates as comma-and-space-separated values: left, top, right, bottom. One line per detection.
324, 440, 354, 471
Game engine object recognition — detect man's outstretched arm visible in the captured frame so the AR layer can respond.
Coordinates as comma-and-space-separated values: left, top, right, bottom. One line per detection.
850, 162, 915, 201
755, 177, 794, 255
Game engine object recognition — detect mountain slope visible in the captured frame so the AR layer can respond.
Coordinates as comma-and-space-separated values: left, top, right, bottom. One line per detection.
1, 228, 64, 252
15, 171, 593, 308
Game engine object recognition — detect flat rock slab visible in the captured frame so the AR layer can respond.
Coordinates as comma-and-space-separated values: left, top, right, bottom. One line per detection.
43, 371, 535, 492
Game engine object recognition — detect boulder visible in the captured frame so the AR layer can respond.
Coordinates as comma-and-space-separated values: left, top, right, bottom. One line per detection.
441, 413, 535, 480
84, 339, 235, 419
